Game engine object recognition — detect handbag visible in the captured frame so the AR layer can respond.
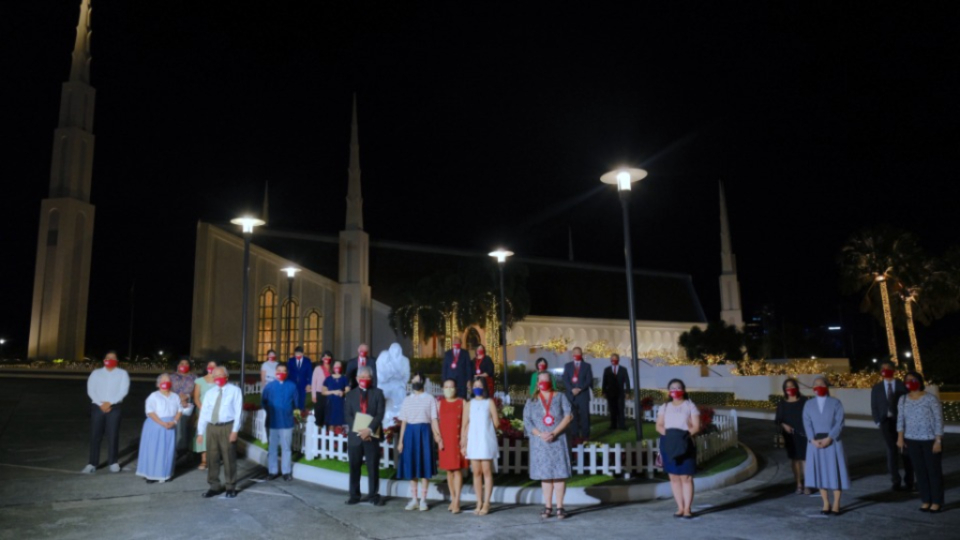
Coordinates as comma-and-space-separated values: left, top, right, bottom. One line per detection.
654, 451, 663, 468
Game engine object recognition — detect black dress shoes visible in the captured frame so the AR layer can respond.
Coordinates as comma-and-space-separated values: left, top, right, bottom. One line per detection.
225, 490, 238, 498
283, 474, 293, 481
368, 496, 383, 506
345, 498, 360, 505
267, 474, 280, 481
202, 490, 222, 498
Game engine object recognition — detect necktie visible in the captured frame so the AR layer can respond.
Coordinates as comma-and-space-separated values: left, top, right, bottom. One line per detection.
614, 366, 617, 375
211, 389, 223, 424
297, 359, 301, 370
886, 382, 894, 416
360, 391, 368, 414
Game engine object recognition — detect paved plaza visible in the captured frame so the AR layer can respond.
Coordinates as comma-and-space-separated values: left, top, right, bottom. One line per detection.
0, 377, 958, 540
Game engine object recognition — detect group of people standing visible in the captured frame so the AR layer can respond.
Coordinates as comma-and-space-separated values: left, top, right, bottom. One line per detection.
774, 363, 946, 515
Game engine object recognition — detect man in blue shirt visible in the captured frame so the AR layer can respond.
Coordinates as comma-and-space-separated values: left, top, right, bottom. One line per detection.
261, 364, 298, 481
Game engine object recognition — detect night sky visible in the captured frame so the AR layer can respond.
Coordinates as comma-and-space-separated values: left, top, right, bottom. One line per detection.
3, 1, 959, 361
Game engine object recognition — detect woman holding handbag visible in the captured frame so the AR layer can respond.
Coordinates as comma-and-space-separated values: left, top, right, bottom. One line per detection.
655, 378, 700, 519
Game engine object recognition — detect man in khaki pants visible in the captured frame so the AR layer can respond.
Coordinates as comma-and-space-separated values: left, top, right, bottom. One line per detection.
197, 366, 243, 498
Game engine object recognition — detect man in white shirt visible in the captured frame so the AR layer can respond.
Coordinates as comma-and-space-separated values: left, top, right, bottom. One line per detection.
196, 366, 243, 498
261, 349, 279, 386
83, 351, 130, 474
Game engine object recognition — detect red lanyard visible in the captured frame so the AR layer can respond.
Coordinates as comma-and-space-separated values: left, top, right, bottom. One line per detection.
475, 358, 482, 373
540, 391, 555, 426
574, 363, 580, 378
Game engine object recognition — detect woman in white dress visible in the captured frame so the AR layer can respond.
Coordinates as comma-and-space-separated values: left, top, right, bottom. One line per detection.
136, 373, 185, 483
461, 376, 499, 516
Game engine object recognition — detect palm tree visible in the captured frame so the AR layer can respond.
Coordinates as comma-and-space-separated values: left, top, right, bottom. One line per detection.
895, 253, 960, 375
838, 227, 924, 366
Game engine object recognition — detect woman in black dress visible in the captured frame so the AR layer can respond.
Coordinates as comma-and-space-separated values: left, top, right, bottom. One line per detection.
775, 378, 809, 494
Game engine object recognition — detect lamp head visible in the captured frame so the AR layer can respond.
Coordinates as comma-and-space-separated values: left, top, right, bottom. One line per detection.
601, 167, 648, 192
230, 216, 266, 233
281, 266, 301, 279
488, 249, 514, 264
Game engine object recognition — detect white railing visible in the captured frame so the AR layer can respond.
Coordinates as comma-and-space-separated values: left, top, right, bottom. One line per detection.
589, 398, 657, 422
244, 381, 262, 395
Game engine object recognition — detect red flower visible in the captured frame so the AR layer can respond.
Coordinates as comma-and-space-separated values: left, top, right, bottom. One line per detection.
699, 406, 715, 428
242, 403, 260, 411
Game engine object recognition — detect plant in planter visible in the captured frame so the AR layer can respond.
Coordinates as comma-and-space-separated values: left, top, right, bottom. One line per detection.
697, 406, 716, 435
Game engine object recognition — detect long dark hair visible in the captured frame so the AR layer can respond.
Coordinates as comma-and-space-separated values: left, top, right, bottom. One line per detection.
666, 378, 687, 403
905, 371, 925, 391
782, 378, 803, 398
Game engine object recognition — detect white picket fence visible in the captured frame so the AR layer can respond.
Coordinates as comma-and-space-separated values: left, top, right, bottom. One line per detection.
241, 406, 738, 479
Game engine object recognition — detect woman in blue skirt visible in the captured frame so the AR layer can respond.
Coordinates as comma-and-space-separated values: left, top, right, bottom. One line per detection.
656, 379, 701, 519
137, 373, 184, 483
397, 372, 441, 511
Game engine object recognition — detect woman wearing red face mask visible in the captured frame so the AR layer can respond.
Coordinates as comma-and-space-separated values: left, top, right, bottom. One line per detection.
896, 371, 945, 513
170, 357, 197, 457
656, 378, 701, 519
528, 358, 556, 395
321, 360, 349, 428
312, 351, 335, 426
524, 372, 574, 519
136, 373, 184, 483
192, 361, 219, 469
472, 346, 496, 398
775, 378, 809, 494
802, 377, 850, 515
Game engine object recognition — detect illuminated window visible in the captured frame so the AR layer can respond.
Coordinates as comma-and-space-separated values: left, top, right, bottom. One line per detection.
281, 297, 300, 358
303, 309, 323, 360
257, 287, 278, 361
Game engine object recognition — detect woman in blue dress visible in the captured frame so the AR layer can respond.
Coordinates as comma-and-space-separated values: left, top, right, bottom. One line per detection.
802, 376, 850, 515
136, 373, 183, 483
322, 360, 349, 427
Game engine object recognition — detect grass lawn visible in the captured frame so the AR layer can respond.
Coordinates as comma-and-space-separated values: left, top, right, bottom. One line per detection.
298, 457, 396, 479
588, 416, 658, 443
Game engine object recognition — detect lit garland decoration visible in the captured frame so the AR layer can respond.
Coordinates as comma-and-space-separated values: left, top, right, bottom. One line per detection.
902, 289, 924, 375
828, 368, 884, 389
585, 340, 615, 358
538, 336, 572, 354
731, 358, 828, 377
411, 312, 420, 357
876, 274, 899, 365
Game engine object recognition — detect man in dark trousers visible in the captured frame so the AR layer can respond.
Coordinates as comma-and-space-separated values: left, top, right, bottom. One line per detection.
871, 362, 913, 491
83, 351, 130, 473
562, 347, 594, 441
602, 353, 631, 430
442, 337, 471, 399
347, 343, 378, 390
286, 346, 313, 410
343, 367, 385, 505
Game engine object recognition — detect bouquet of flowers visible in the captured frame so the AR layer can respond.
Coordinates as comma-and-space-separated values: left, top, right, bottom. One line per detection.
640, 396, 654, 411
497, 417, 524, 441
242, 402, 260, 412
697, 406, 716, 435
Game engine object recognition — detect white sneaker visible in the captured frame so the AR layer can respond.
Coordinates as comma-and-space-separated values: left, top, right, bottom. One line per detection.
405, 498, 418, 511
109, 463, 121, 473
419, 499, 429, 512
81, 464, 96, 474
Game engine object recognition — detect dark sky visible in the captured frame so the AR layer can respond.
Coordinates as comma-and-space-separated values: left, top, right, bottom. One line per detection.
3, 1, 959, 360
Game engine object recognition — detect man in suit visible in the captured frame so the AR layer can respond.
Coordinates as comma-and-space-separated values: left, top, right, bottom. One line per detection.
286, 346, 313, 410
602, 353, 631, 430
347, 343, 378, 391
442, 337, 471, 399
562, 347, 594, 441
871, 362, 913, 491
343, 366, 385, 506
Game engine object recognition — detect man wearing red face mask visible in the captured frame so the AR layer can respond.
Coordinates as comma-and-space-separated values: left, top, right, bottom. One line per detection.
562, 347, 594, 441
170, 356, 197, 457
870, 363, 913, 492
343, 367, 386, 505
602, 354, 631, 430
196, 366, 243, 498
82, 351, 130, 474
442, 338, 471, 401
347, 343, 378, 391
262, 364, 298, 481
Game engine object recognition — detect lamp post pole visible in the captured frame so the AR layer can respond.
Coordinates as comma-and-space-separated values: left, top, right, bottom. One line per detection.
232, 216, 265, 391
489, 249, 514, 398
601, 168, 647, 441
282, 267, 301, 358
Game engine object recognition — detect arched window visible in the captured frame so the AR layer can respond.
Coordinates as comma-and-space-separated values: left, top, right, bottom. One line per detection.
303, 309, 323, 360
257, 287, 278, 361
281, 298, 300, 358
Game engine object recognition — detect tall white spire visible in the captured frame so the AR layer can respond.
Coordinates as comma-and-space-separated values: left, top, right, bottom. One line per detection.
69, 0, 93, 84
719, 181, 743, 328
345, 93, 363, 231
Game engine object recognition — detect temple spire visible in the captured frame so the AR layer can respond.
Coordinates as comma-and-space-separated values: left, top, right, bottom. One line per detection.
70, 0, 93, 84
345, 93, 363, 231
719, 181, 743, 327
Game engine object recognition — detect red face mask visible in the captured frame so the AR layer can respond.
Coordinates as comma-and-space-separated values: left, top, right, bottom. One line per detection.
207, 367, 215, 374
573, 354, 582, 361
906, 380, 921, 392
159, 381, 172, 390
276, 372, 288, 382
881, 369, 894, 379
611, 359, 619, 366
323, 357, 331, 364
359, 351, 367, 358
477, 350, 485, 358
267, 355, 276, 362
785, 387, 798, 397
537, 363, 547, 372
333, 366, 342, 374
813, 386, 828, 397
214, 377, 228, 387
178, 365, 190, 374
538, 381, 552, 392
357, 379, 370, 389
103, 359, 118, 369
669, 389, 684, 400
295, 353, 303, 359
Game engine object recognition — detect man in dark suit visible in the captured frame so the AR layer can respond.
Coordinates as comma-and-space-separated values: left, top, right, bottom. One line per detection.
871, 362, 913, 491
442, 337, 471, 399
562, 347, 594, 441
286, 346, 313, 410
601, 353, 631, 430
346, 343, 377, 391
343, 366, 385, 505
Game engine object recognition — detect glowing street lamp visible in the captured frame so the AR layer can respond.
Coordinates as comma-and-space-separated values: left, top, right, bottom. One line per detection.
0, 338, 5, 360
231, 215, 266, 390
601, 167, 648, 441
281, 266, 301, 358
488, 249, 514, 397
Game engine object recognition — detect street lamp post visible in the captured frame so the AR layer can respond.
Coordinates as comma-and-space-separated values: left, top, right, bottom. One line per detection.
231, 216, 265, 391
601, 167, 648, 441
488, 249, 514, 399
0, 339, 5, 361
281, 267, 301, 358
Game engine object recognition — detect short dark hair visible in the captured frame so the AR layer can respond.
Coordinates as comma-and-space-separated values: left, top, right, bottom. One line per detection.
322, 350, 333, 359
294, 346, 304, 353
535, 357, 548, 368
666, 378, 687, 402
471, 376, 489, 399
880, 361, 895, 371
904, 371, 925, 391
266, 349, 276, 355
610, 353, 620, 361
782, 377, 802, 397
411, 371, 426, 384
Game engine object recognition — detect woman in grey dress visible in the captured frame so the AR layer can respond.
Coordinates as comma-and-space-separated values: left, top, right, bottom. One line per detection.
524, 372, 574, 520
802, 376, 850, 515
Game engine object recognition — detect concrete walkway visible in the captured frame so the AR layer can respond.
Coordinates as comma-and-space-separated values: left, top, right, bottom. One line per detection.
1, 378, 958, 540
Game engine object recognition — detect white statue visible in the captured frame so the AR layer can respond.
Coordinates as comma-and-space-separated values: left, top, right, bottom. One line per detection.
376, 343, 410, 430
